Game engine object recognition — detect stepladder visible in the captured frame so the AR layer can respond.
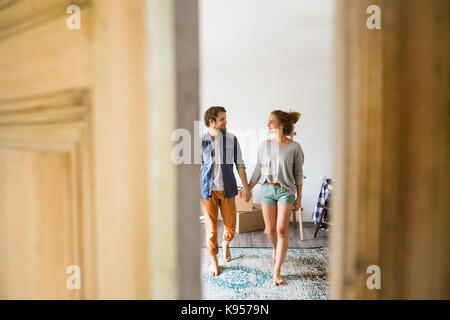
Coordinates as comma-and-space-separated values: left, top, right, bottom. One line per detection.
292, 175, 306, 240
292, 207, 305, 241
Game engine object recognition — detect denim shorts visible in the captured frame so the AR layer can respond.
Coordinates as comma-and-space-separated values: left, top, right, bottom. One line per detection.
260, 184, 295, 206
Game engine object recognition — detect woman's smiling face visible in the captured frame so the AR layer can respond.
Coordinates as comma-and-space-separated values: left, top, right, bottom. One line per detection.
267, 113, 282, 134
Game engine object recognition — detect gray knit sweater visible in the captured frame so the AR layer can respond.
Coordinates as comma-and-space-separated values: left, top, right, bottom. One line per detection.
250, 140, 304, 195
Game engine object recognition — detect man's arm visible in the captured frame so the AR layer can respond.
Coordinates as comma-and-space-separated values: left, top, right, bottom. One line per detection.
238, 167, 252, 202
234, 136, 251, 201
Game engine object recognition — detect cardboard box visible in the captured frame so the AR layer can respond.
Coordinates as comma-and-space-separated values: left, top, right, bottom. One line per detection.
236, 204, 265, 234
235, 187, 253, 211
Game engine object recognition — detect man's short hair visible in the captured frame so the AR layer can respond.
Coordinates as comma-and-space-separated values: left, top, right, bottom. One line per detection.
204, 106, 226, 127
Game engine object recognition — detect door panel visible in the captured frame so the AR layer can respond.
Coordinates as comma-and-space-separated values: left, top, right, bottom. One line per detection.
0, 148, 74, 299
0, 89, 92, 299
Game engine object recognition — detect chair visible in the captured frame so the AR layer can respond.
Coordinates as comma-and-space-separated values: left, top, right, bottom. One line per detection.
292, 176, 306, 240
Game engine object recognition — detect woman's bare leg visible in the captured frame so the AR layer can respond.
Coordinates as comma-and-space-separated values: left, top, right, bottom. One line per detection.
274, 203, 294, 285
261, 203, 278, 262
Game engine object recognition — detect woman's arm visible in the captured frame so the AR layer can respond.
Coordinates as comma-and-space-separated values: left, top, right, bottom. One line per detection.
240, 147, 262, 198
293, 184, 302, 211
293, 145, 304, 211
248, 158, 261, 191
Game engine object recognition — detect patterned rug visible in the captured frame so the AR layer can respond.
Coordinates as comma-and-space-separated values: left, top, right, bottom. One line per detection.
201, 247, 329, 300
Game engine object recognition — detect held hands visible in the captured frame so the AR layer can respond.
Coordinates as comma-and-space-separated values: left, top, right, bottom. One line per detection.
239, 186, 252, 202
293, 197, 301, 212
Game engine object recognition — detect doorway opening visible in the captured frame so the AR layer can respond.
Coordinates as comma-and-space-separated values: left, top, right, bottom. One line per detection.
197, 0, 335, 300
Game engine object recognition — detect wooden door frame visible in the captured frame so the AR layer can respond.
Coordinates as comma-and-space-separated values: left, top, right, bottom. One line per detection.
0, 0, 201, 299
92, 0, 201, 299
331, 0, 449, 299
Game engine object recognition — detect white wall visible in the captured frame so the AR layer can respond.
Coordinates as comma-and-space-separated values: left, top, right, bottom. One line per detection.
199, 0, 335, 221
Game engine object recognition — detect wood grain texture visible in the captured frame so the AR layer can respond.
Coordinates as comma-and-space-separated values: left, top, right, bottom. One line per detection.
331, 0, 450, 299
0, 89, 94, 299
91, 0, 151, 299
0, 0, 90, 40
0, 149, 73, 299
0, 0, 197, 300
0, 89, 88, 126
0, 1, 91, 100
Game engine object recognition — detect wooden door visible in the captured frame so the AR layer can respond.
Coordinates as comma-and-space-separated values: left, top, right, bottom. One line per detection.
0, 0, 97, 299
332, 0, 449, 299
0, 0, 199, 299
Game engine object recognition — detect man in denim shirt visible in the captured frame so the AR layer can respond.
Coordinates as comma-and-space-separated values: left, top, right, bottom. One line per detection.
200, 106, 251, 276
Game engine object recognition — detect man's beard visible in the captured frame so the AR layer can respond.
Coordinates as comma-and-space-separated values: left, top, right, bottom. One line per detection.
219, 127, 227, 134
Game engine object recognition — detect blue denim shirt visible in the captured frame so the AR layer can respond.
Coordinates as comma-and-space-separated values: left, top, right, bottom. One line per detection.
200, 131, 246, 200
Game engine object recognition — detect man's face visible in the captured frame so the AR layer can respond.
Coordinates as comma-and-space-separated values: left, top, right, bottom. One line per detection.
210, 112, 227, 133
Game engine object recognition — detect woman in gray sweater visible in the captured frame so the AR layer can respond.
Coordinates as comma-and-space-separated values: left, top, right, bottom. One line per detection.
246, 110, 304, 286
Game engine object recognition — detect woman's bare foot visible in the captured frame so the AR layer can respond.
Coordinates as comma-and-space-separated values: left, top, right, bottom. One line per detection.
273, 272, 284, 286
272, 249, 276, 263
209, 256, 219, 276
222, 240, 232, 262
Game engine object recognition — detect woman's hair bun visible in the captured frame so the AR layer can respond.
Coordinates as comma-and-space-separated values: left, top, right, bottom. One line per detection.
288, 111, 301, 124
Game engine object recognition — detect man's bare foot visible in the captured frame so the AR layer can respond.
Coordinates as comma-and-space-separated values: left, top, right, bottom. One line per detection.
273, 272, 284, 286
222, 240, 232, 262
209, 256, 219, 276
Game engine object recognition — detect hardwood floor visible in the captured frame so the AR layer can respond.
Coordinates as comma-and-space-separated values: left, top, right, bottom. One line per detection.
200, 220, 328, 248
